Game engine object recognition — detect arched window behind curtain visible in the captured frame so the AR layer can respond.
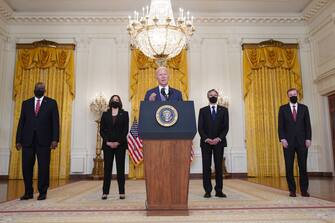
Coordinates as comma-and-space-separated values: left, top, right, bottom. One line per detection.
8, 40, 75, 180
128, 49, 188, 179
243, 40, 303, 177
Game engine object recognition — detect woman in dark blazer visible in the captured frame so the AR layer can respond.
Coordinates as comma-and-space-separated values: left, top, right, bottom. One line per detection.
100, 95, 129, 200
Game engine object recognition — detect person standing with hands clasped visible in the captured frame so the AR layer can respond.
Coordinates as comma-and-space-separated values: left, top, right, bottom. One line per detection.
100, 95, 129, 200
198, 89, 229, 198
16, 82, 59, 201
278, 88, 312, 197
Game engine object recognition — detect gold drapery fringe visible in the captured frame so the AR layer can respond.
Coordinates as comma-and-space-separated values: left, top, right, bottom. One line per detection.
9, 41, 75, 180
128, 49, 189, 179
243, 40, 302, 177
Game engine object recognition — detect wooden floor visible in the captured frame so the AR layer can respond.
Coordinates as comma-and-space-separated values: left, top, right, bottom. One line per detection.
0, 177, 334, 203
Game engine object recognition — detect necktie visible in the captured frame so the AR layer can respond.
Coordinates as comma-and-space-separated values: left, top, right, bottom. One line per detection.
160, 88, 166, 101
292, 105, 297, 121
35, 99, 41, 116
211, 106, 216, 120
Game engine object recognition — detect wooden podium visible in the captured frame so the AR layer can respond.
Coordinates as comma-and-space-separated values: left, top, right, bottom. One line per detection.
139, 101, 197, 216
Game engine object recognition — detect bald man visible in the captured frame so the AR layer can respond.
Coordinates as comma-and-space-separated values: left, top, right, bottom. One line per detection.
144, 66, 183, 101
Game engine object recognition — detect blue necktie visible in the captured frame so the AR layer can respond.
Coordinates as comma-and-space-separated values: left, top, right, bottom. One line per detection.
211, 106, 216, 120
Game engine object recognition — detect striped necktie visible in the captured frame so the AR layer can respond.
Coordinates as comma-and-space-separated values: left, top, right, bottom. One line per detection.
35, 99, 41, 116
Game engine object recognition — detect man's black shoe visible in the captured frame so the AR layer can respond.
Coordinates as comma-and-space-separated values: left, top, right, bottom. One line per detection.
301, 192, 310, 197
204, 192, 211, 198
37, 194, 47, 200
215, 191, 227, 198
289, 191, 296, 197
20, 194, 33, 200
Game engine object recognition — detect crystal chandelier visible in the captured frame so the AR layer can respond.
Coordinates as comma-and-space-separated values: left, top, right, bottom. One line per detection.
127, 0, 195, 64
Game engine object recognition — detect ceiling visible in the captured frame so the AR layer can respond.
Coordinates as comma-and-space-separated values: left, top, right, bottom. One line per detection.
4, 0, 312, 14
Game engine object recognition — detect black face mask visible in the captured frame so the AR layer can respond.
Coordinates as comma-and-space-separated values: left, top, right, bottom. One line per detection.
289, 96, 298, 104
110, 101, 120, 108
34, 89, 45, 98
209, 96, 218, 104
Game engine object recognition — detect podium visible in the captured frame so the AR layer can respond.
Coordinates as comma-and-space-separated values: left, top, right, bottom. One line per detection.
139, 101, 197, 216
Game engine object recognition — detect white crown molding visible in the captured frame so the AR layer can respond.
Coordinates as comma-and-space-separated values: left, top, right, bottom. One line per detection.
7, 15, 128, 25
303, 0, 331, 22
0, 0, 13, 20
1, 14, 307, 25
194, 16, 304, 24
308, 13, 333, 36
0, 0, 328, 26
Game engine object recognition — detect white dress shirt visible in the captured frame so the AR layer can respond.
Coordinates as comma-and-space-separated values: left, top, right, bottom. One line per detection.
34, 96, 44, 111
209, 103, 217, 113
159, 85, 169, 95
289, 102, 298, 113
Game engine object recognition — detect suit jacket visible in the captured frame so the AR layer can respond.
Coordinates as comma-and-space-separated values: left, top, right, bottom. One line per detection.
144, 86, 183, 101
198, 105, 229, 147
278, 103, 312, 147
16, 97, 60, 147
100, 109, 129, 150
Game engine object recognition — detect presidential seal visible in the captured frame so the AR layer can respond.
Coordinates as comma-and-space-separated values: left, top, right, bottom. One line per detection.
156, 105, 178, 127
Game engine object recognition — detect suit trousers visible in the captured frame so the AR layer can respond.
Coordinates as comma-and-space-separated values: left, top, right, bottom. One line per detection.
22, 132, 51, 195
102, 147, 126, 195
201, 144, 224, 193
283, 139, 309, 193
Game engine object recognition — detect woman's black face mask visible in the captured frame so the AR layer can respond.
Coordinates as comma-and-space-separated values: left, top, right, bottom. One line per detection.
110, 101, 120, 108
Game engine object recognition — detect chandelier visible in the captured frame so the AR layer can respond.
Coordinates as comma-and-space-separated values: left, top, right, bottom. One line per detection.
127, 0, 195, 64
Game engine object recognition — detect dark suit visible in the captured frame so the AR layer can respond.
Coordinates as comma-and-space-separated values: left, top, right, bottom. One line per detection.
16, 96, 59, 196
278, 103, 312, 193
100, 109, 129, 195
198, 105, 229, 193
144, 86, 183, 101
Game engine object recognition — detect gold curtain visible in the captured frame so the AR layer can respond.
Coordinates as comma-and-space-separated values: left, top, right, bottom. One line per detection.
243, 41, 303, 177
128, 49, 189, 179
9, 43, 75, 180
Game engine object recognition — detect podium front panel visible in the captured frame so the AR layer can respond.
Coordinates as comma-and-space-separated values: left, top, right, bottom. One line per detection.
139, 101, 197, 139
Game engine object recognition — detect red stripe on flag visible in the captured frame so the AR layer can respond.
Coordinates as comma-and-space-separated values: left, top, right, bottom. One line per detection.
127, 133, 143, 165
128, 146, 141, 164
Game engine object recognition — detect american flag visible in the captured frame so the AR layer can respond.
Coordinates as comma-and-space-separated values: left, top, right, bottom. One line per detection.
127, 118, 144, 165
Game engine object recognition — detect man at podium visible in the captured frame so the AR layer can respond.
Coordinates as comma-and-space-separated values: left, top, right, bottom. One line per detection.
144, 66, 183, 101
139, 69, 196, 213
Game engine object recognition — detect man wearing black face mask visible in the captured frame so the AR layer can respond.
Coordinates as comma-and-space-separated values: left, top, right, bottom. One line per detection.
198, 89, 229, 198
16, 82, 59, 201
278, 88, 312, 197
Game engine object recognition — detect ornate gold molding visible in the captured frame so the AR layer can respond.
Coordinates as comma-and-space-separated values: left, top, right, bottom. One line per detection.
242, 39, 299, 50
16, 39, 75, 49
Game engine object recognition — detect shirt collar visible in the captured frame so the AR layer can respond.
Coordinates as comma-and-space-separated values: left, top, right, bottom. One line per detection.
35, 96, 44, 101
159, 85, 169, 94
289, 102, 298, 107
209, 103, 217, 110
